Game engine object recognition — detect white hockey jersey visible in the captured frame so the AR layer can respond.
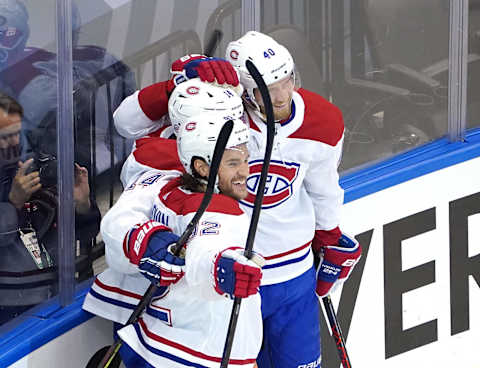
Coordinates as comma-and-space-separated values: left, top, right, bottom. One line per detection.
113, 90, 171, 140
240, 89, 344, 284
113, 87, 345, 286
83, 170, 262, 367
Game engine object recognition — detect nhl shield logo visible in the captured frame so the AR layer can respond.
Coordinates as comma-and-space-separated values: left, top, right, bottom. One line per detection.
240, 159, 300, 209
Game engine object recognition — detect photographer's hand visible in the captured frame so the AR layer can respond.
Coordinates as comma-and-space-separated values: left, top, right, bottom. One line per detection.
8, 159, 42, 209
74, 164, 91, 214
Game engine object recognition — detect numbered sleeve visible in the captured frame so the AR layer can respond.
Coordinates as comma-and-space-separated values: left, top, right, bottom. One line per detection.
182, 209, 249, 301
101, 171, 177, 274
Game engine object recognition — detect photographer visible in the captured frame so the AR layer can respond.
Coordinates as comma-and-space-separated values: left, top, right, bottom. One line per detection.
0, 92, 101, 325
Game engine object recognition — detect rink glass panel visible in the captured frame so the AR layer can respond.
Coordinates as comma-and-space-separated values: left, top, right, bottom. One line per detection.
0, 0, 60, 327
1, 0, 476, 332
71, 0, 241, 281
256, 0, 451, 171
468, 0, 480, 129
0, 0, 242, 331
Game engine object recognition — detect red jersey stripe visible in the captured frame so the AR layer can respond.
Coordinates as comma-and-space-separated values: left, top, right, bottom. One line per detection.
138, 318, 256, 364
263, 240, 312, 260
94, 278, 143, 300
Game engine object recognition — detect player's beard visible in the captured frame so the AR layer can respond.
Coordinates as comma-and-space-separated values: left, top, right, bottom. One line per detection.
273, 100, 292, 121
219, 175, 248, 201
259, 97, 293, 122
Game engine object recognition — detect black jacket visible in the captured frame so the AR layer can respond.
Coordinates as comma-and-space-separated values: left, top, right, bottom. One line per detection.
0, 163, 101, 307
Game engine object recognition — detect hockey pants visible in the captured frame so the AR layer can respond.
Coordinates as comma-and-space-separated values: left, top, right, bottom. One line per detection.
256, 266, 322, 368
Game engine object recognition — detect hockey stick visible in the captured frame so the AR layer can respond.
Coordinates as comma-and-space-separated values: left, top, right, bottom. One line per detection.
204, 29, 223, 57
219, 60, 275, 368
88, 120, 234, 368
322, 295, 352, 368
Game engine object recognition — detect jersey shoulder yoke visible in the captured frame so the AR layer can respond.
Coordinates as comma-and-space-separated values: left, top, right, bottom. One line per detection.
160, 180, 243, 217
289, 88, 344, 146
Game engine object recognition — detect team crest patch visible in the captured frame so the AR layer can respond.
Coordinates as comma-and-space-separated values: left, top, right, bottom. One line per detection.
185, 121, 196, 131
240, 159, 300, 209
229, 49, 239, 60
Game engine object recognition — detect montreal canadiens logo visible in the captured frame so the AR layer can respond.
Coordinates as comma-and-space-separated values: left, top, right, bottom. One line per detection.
240, 159, 300, 209
185, 122, 196, 131
186, 86, 199, 95
230, 49, 239, 60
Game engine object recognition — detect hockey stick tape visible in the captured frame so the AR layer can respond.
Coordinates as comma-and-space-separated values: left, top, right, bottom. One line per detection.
249, 252, 266, 268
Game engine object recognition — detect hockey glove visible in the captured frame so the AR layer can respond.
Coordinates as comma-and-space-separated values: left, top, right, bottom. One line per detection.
315, 233, 362, 297
170, 54, 240, 87
213, 248, 264, 299
125, 220, 185, 286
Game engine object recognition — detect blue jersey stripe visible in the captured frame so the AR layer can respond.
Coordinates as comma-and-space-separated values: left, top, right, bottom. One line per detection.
88, 288, 136, 310
133, 323, 209, 368
263, 249, 310, 269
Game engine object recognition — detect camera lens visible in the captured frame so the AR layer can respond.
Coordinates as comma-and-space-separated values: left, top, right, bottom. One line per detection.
38, 157, 57, 187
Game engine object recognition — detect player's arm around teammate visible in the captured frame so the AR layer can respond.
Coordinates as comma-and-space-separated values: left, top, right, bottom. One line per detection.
113, 54, 240, 140
102, 115, 263, 367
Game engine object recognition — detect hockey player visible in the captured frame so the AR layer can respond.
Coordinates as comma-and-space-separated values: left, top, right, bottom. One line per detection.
95, 114, 262, 367
111, 31, 362, 367
82, 81, 245, 331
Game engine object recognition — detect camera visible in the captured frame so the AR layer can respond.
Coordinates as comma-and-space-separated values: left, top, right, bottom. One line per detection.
28, 153, 58, 188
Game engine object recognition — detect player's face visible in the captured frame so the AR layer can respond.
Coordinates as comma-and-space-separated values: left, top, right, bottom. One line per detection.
217, 143, 249, 200
254, 74, 295, 121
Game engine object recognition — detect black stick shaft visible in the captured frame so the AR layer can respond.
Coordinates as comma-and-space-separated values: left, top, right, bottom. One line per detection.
220, 60, 275, 367
323, 295, 352, 368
